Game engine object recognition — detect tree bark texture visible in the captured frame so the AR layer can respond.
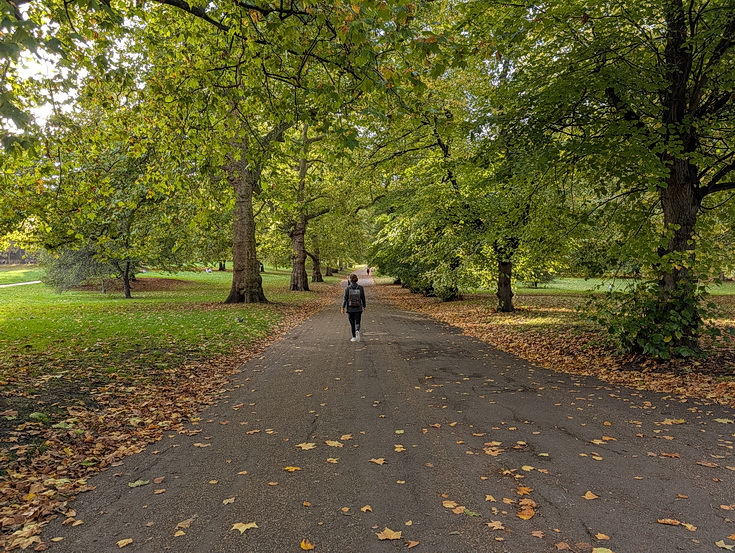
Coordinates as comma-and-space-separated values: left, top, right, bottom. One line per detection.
289, 217, 309, 291
307, 248, 324, 282
496, 259, 514, 313
224, 138, 267, 304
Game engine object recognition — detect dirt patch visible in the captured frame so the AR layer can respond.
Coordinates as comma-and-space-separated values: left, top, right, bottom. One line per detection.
73, 277, 197, 292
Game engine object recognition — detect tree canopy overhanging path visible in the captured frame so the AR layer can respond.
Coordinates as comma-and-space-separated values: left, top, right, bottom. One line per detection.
43, 274, 735, 553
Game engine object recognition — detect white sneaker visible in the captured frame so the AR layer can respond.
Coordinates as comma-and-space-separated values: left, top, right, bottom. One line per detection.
351, 337, 357, 342
356, 331, 361, 342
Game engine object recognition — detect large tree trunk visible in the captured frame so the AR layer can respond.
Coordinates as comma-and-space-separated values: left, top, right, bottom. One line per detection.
307, 248, 324, 283
496, 259, 514, 312
224, 142, 267, 304
494, 240, 516, 312
325, 266, 334, 276
289, 217, 309, 291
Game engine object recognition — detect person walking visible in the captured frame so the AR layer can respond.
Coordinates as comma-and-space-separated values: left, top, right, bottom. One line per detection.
341, 273, 366, 342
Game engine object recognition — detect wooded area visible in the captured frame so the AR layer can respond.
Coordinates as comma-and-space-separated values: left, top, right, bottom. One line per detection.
1, 0, 734, 358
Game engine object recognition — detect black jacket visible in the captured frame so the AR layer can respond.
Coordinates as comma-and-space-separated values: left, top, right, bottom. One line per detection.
342, 284, 366, 313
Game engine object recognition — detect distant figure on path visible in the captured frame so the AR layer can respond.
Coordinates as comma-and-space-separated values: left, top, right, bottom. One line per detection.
341, 273, 366, 342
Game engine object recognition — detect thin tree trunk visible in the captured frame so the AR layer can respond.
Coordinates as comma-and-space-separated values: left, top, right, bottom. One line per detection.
325, 266, 334, 276
121, 260, 132, 299
218, 261, 226, 271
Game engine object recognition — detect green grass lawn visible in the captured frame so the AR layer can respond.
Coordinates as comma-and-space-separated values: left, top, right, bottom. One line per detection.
0, 264, 45, 285
0, 267, 339, 382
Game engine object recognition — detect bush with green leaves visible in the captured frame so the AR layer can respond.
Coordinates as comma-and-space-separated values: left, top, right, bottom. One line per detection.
582, 280, 726, 359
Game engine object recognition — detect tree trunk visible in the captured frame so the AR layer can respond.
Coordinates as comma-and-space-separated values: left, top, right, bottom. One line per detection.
121, 261, 133, 299
307, 248, 323, 283
325, 266, 334, 276
289, 217, 309, 291
496, 259, 514, 312
224, 142, 267, 304
218, 261, 226, 271
494, 240, 516, 312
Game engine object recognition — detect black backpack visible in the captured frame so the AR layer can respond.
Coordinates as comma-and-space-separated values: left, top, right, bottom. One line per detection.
348, 286, 361, 307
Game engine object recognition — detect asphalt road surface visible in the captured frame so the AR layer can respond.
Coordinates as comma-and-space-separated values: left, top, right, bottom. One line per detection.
44, 274, 735, 553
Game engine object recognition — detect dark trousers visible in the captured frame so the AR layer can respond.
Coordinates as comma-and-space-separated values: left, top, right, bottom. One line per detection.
348, 311, 362, 337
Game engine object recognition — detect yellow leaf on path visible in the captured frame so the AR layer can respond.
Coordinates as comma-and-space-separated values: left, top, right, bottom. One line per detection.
452, 506, 466, 514
174, 531, 185, 537
485, 495, 496, 502
682, 522, 697, 531
325, 440, 344, 448
584, 491, 600, 500
517, 486, 533, 496
223, 497, 236, 505
658, 518, 681, 526
555, 543, 571, 550
51, 538, 64, 543
341, 434, 353, 440
517, 507, 536, 520
361, 505, 372, 512
394, 444, 407, 452
522, 465, 535, 471
284, 466, 302, 472
326, 458, 339, 463
407, 540, 420, 548
592, 549, 615, 553
370, 458, 386, 465
193, 443, 211, 448
231, 522, 258, 534
531, 531, 545, 538
300, 538, 315, 550
154, 489, 166, 494
176, 518, 195, 529
487, 520, 505, 530
442, 500, 458, 509
117, 538, 133, 548
595, 533, 610, 540
297, 443, 317, 450
376, 527, 402, 540
238, 470, 249, 475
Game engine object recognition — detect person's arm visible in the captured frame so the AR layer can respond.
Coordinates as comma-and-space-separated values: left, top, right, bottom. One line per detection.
341, 287, 348, 313
360, 286, 366, 309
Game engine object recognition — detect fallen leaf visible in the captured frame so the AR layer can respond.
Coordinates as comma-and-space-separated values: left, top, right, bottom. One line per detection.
193, 443, 211, 448
555, 543, 571, 550
442, 500, 458, 509
284, 466, 302, 472
584, 491, 600, 500
174, 531, 185, 537
326, 458, 339, 464
231, 522, 258, 534
297, 443, 317, 450
592, 549, 615, 553
117, 538, 133, 548
325, 440, 344, 447
223, 497, 236, 505
716, 540, 735, 550
341, 434, 353, 440
176, 518, 195, 530
407, 540, 420, 549
394, 444, 407, 452
128, 480, 149, 488
531, 531, 545, 538
517, 486, 533, 496
517, 507, 536, 520
595, 533, 610, 540
485, 495, 496, 502
370, 458, 386, 465
361, 505, 373, 512
714, 419, 734, 424
487, 520, 505, 530
658, 518, 681, 526
376, 527, 402, 540
452, 506, 466, 514
300, 538, 315, 550
661, 418, 685, 425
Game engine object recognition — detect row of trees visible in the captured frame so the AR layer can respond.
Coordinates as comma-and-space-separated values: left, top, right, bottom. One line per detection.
1, 0, 734, 358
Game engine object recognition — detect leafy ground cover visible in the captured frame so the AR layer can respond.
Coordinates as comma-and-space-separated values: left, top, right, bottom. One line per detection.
377, 280, 735, 409
0, 269, 342, 550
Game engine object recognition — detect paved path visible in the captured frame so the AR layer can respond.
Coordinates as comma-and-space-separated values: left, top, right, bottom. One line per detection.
44, 274, 735, 552
0, 281, 41, 288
